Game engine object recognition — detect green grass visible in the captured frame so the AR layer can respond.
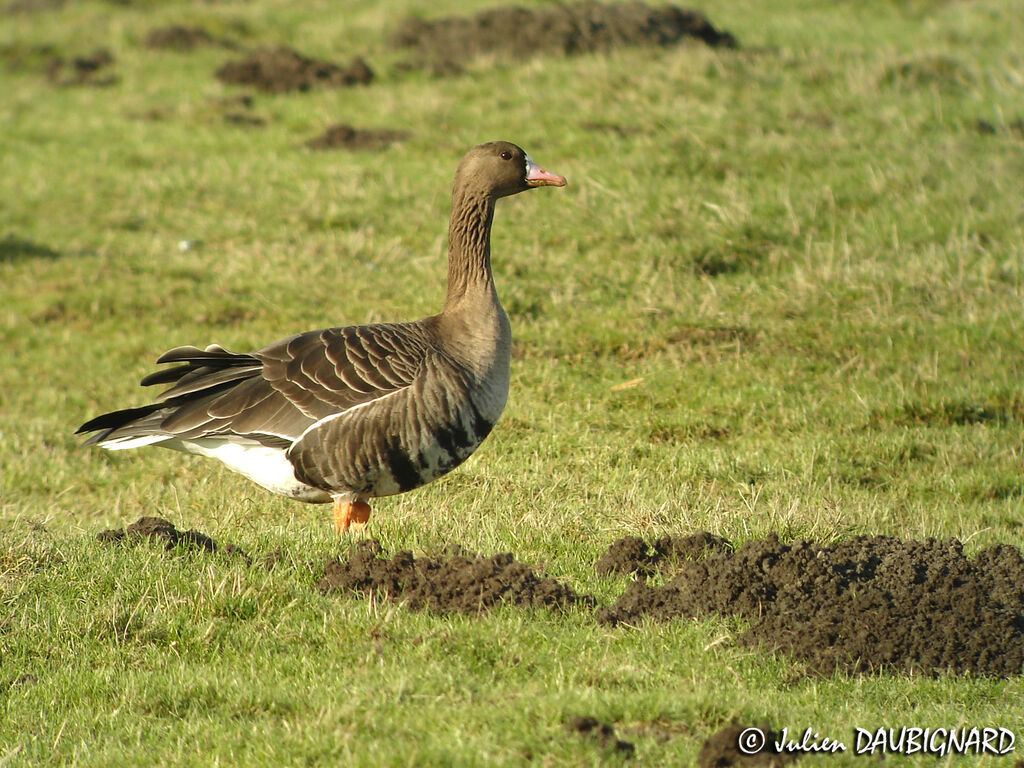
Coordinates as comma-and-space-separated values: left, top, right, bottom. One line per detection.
3, 0, 1024, 764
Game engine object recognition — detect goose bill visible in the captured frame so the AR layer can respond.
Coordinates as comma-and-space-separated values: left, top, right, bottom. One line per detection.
525, 156, 567, 187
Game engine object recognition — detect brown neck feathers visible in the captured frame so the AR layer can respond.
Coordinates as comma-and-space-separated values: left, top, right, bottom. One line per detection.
444, 187, 496, 310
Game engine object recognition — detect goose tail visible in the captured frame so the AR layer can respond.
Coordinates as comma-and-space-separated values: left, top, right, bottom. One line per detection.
76, 343, 262, 448
76, 405, 170, 448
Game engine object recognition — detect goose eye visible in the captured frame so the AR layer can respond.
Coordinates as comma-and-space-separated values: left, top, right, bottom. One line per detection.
500, 150, 512, 160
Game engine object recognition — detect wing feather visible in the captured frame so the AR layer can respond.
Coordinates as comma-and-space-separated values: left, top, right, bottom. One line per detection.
78, 321, 437, 452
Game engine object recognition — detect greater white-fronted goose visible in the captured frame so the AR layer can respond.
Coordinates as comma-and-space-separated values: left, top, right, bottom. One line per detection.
78, 141, 566, 532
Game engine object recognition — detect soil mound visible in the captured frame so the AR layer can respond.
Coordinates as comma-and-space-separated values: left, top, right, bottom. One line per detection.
698, 724, 798, 767
975, 117, 1024, 140
391, 1, 736, 73
215, 47, 373, 93
566, 716, 635, 757
595, 531, 731, 577
144, 25, 235, 51
318, 539, 594, 615
96, 516, 250, 562
305, 123, 410, 151
597, 533, 1024, 677
97, 516, 217, 551
45, 48, 116, 86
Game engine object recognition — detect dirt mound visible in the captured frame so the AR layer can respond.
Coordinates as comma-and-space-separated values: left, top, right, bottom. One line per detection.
975, 117, 1024, 140
698, 724, 798, 767
305, 123, 410, 151
90, 517, 1024, 677
318, 539, 594, 615
97, 516, 217, 551
97, 516, 250, 562
597, 533, 1024, 677
144, 25, 236, 51
595, 532, 731, 577
45, 48, 117, 87
391, 1, 736, 73
215, 47, 373, 93
566, 716, 635, 757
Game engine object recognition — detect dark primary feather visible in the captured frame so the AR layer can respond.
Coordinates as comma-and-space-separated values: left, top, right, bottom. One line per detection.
76, 404, 165, 442
156, 343, 251, 364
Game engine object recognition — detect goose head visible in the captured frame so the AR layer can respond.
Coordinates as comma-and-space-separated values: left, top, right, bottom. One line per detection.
455, 141, 567, 200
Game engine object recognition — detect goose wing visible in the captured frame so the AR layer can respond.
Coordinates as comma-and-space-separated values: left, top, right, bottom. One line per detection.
78, 322, 434, 448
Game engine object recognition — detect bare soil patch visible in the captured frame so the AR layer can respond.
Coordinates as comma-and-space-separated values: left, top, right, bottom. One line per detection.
45, 48, 117, 87
97, 516, 250, 563
390, 1, 736, 74
144, 25, 237, 52
91, 520, 1024, 678
318, 539, 593, 615
596, 532, 1024, 677
215, 47, 373, 93
97, 515, 217, 551
223, 111, 266, 128
566, 716, 636, 757
975, 117, 1024, 140
305, 123, 410, 151
594, 532, 731, 577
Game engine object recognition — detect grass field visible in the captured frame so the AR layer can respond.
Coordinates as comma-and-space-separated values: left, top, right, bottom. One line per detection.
3, 0, 1024, 764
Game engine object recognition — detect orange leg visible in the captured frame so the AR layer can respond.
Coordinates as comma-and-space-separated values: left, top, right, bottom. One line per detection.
333, 498, 371, 534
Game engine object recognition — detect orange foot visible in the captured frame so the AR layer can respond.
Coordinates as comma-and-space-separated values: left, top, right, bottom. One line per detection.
333, 498, 371, 534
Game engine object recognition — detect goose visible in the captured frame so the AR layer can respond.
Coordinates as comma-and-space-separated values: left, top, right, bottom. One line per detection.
78, 141, 566, 532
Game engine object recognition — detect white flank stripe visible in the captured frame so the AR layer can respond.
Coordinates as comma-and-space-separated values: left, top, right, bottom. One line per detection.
99, 435, 172, 450
295, 387, 408, 444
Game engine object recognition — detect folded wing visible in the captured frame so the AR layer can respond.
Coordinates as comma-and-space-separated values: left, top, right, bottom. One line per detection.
77, 323, 432, 450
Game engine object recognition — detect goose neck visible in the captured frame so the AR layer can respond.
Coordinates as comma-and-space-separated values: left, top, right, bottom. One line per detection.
444, 189, 496, 310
